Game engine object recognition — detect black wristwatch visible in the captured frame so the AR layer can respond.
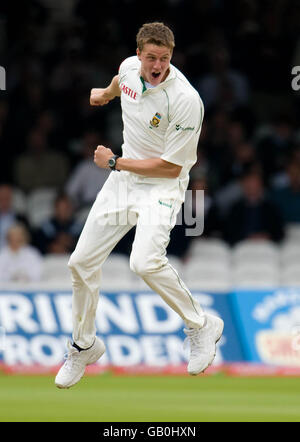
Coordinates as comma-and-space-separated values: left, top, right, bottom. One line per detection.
108, 155, 120, 171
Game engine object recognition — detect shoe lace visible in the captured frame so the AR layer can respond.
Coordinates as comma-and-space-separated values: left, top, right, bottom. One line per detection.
183, 328, 206, 357
63, 345, 83, 372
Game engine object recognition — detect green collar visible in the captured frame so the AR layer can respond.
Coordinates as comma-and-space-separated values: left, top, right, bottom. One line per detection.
140, 76, 147, 93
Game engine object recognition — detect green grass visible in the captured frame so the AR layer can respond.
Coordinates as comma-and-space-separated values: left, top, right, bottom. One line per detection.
0, 372, 300, 422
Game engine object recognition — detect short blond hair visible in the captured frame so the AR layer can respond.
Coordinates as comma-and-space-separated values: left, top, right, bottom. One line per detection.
136, 22, 175, 52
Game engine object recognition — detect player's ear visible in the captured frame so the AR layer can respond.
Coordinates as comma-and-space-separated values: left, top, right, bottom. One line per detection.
136, 48, 141, 60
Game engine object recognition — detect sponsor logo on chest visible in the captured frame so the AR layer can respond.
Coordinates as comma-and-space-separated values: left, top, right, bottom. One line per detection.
120, 82, 137, 100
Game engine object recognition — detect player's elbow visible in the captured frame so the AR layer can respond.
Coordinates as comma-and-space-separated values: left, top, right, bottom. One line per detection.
169, 164, 182, 178
161, 160, 182, 178
172, 165, 182, 178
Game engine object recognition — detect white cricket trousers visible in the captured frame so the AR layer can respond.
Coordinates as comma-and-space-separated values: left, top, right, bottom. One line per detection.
68, 170, 205, 348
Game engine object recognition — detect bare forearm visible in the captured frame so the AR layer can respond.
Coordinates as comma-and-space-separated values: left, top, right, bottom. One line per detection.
93, 145, 182, 178
107, 75, 121, 98
116, 157, 181, 178
90, 75, 120, 106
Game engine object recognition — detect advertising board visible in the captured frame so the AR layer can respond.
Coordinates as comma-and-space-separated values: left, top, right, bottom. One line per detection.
0, 291, 243, 367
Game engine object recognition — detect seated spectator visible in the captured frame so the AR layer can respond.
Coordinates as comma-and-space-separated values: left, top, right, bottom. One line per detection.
224, 170, 284, 245
0, 223, 43, 282
189, 174, 223, 238
202, 108, 232, 190
34, 193, 83, 254
214, 159, 262, 220
0, 99, 13, 182
197, 46, 249, 112
0, 183, 30, 249
226, 141, 257, 183
14, 127, 69, 193
65, 130, 110, 209
254, 113, 295, 184
269, 159, 300, 224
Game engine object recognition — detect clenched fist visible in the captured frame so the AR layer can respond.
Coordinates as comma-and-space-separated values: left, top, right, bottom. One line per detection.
90, 88, 113, 106
94, 145, 114, 169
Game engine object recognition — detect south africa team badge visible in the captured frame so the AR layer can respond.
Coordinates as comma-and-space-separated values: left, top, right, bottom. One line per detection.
149, 112, 162, 128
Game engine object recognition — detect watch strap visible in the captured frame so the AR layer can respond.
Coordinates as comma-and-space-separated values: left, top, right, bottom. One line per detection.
109, 154, 120, 171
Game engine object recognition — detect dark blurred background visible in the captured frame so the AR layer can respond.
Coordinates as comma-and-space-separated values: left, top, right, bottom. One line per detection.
1, 0, 300, 260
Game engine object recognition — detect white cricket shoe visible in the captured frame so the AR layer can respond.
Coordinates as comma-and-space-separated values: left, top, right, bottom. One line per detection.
55, 337, 106, 389
184, 314, 224, 375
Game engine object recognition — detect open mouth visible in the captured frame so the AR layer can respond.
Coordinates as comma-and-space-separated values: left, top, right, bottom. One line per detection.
151, 72, 161, 79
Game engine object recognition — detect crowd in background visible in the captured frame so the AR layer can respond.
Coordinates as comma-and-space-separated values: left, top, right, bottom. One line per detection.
1, 0, 300, 281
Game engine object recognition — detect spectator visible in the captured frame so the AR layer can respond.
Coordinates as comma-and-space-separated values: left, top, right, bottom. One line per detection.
202, 108, 232, 190
188, 175, 223, 239
65, 131, 110, 209
269, 159, 300, 225
215, 160, 263, 220
197, 46, 250, 112
225, 140, 257, 185
34, 193, 83, 254
224, 170, 284, 245
0, 183, 30, 249
0, 100, 13, 182
14, 127, 69, 193
254, 114, 295, 184
0, 223, 43, 282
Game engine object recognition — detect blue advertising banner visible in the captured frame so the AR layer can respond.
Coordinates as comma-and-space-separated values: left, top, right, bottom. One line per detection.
230, 289, 300, 366
0, 290, 243, 367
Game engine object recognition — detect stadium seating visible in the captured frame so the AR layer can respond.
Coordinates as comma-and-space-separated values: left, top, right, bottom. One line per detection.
285, 224, 300, 243
184, 259, 231, 291
7, 183, 300, 291
281, 264, 300, 287
280, 241, 300, 265
43, 253, 71, 283
232, 240, 279, 265
101, 253, 140, 290
232, 261, 279, 288
2, 211, 299, 290
34, 236, 300, 290
187, 238, 231, 264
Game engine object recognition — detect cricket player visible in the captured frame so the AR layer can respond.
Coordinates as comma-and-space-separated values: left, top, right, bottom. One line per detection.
55, 22, 223, 389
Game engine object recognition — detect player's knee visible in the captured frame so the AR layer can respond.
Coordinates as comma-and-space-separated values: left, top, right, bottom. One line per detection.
130, 253, 162, 277
129, 253, 146, 276
130, 260, 150, 276
68, 252, 84, 272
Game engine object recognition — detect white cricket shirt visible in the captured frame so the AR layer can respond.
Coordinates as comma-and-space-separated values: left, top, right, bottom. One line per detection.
118, 56, 204, 199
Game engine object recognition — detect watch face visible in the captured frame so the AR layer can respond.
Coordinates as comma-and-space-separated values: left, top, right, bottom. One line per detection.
108, 157, 115, 167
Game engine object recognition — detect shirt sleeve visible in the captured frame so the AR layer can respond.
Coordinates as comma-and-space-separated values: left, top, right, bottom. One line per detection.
118, 56, 139, 85
161, 93, 204, 166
